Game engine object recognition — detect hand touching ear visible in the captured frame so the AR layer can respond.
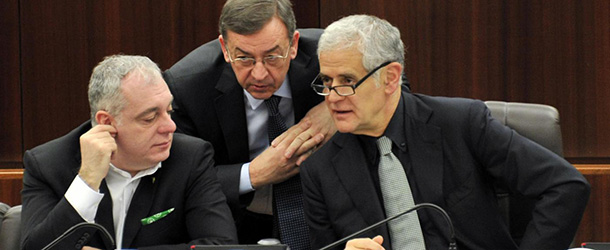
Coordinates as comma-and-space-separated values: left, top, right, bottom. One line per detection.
78, 125, 117, 190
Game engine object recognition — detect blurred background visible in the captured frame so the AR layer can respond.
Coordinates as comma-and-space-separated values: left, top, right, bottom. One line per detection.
1, 0, 608, 244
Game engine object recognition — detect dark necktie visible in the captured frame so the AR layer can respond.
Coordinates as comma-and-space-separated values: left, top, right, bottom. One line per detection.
264, 95, 311, 250
376, 136, 425, 249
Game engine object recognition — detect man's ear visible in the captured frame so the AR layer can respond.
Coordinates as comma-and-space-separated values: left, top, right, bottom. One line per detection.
289, 31, 300, 60
95, 110, 114, 125
384, 62, 403, 94
218, 35, 230, 63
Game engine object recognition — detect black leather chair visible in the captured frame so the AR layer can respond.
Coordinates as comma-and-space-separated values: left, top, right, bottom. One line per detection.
0, 202, 22, 250
484, 101, 564, 246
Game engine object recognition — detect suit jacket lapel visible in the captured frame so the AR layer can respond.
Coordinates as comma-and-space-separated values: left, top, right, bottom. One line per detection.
122, 174, 157, 247
331, 135, 388, 232
71, 121, 91, 176
214, 65, 250, 162
402, 93, 444, 205
213, 53, 320, 162
288, 46, 320, 121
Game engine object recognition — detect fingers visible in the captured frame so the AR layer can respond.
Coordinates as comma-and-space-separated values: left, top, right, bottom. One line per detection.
82, 247, 102, 250
285, 102, 336, 158
280, 123, 327, 159
345, 236, 385, 250
272, 101, 337, 160
372, 235, 384, 245
81, 125, 117, 158
296, 149, 313, 166
293, 133, 324, 157
271, 118, 312, 147
269, 117, 318, 159
249, 146, 300, 188
90, 124, 117, 134
284, 129, 323, 158
78, 125, 118, 190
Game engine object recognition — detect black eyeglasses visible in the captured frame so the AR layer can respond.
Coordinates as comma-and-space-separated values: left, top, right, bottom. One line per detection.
311, 61, 392, 96
226, 46, 290, 69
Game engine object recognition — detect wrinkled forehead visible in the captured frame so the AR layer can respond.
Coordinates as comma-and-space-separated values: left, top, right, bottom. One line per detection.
319, 48, 365, 73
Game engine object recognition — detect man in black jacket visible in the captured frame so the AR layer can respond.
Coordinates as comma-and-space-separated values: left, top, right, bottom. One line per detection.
163, 1, 335, 248
22, 55, 237, 250
301, 14, 590, 250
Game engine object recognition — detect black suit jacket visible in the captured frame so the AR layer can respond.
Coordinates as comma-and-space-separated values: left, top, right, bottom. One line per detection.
21, 121, 237, 250
163, 29, 324, 212
301, 92, 590, 250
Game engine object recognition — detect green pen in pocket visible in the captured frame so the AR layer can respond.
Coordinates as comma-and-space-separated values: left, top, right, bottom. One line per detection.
141, 208, 174, 225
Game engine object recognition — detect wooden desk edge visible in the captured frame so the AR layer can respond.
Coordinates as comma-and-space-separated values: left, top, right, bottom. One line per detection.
574, 164, 610, 175
1, 165, 610, 176
0, 168, 24, 179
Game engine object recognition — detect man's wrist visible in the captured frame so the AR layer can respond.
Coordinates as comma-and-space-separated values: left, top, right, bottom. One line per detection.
77, 168, 103, 190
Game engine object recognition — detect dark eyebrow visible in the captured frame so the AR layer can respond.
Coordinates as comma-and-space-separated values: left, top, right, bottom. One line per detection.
264, 45, 282, 54
235, 45, 282, 56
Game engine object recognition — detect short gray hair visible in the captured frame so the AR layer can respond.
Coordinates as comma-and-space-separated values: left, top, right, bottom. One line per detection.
219, 0, 296, 42
318, 15, 405, 82
88, 55, 162, 125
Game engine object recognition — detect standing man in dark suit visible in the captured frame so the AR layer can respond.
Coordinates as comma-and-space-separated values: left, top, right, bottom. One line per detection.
163, 0, 334, 248
301, 14, 590, 250
21, 55, 237, 250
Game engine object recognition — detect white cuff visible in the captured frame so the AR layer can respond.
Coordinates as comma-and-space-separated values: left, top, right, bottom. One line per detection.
239, 163, 255, 194
65, 175, 104, 222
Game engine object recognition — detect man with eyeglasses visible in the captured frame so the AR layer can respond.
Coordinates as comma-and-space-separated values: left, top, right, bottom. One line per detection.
301, 15, 589, 250
163, 0, 333, 248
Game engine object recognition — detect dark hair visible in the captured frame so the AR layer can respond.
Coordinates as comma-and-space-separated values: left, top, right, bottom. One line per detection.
219, 0, 296, 41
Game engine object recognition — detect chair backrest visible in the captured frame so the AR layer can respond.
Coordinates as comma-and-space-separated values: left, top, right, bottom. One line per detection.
485, 101, 563, 156
484, 101, 564, 246
0, 203, 22, 250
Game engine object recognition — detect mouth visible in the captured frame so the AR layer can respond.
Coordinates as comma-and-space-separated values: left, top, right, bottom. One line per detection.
332, 109, 352, 117
154, 140, 172, 148
247, 82, 275, 92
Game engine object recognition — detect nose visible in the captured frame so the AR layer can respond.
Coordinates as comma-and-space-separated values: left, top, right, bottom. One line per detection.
326, 88, 345, 103
159, 112, 177, 134
250, 61, 269, 80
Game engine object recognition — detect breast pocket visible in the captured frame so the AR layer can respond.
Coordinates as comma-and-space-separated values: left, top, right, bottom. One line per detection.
139, 211, 182, 243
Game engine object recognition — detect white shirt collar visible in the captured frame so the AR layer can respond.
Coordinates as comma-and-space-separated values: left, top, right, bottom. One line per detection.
244, 76, 292, 110
105, 162, 161, 249
108, 162, 162, 180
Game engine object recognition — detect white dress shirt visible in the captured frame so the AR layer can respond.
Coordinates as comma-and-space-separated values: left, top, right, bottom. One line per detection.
239, 77, 294, 194
65, 163, 161, 249
239, 78, 294, 215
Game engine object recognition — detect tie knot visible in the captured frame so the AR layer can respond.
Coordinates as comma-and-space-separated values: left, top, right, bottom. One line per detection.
376, 136, 393, 155
264, 95, 281, 115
